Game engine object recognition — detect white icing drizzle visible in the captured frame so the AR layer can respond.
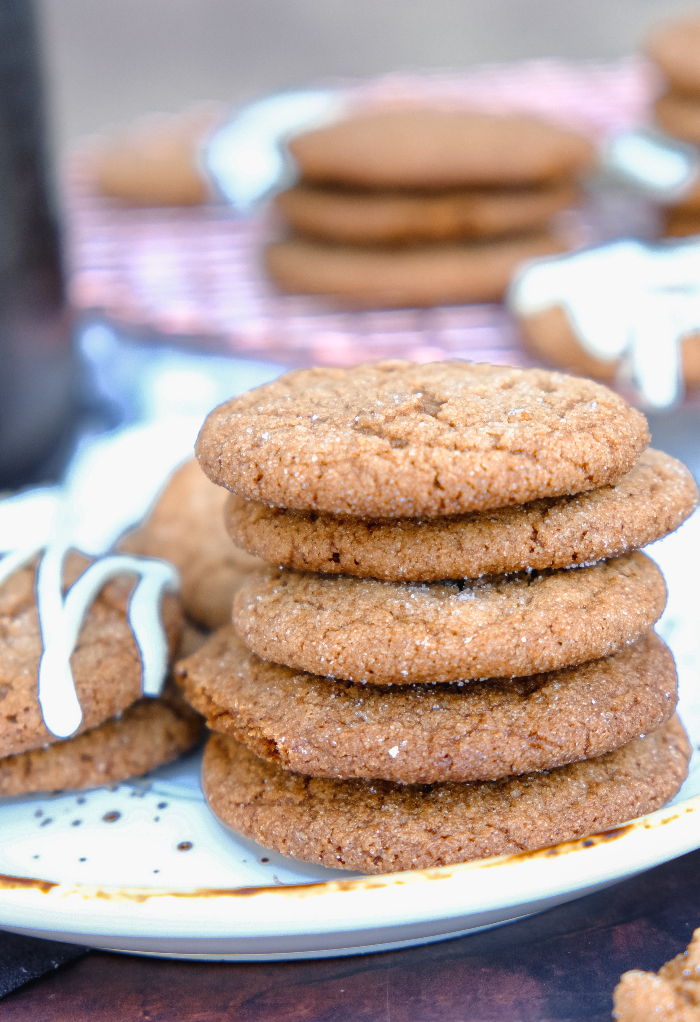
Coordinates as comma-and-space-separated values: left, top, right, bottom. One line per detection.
204, 89, 347, 212
508, 237, 700, 409
36, 547, 179, 739
601, 128, 700, 202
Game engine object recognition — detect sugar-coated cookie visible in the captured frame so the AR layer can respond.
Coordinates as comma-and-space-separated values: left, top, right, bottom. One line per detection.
224, 449, 696, 580
120, 458, 265, 630
202, 717, 689, 873
0, 554, 182, 759
0, 685, 202, 796
288, 110, 595, 189
232, 553, 666, 685
196, 361, 650, 519
178, 627, 676, 783
265, 231, 564, 306
275, 180, 580, 246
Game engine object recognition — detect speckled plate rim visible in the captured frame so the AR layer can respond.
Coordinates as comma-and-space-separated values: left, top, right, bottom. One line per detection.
1, 791, 699, 959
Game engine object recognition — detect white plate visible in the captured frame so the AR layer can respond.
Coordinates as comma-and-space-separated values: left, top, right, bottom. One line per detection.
1, 442, 699, 961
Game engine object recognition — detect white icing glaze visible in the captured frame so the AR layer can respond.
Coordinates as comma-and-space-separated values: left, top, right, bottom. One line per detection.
205, 89, 347, 212
36, 547, 179, 739
602, 128, 700, 202
508, 237, 700, 409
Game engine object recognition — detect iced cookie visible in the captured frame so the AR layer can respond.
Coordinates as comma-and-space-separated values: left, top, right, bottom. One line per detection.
265, 231, 565, 306
274, 180, 580, 246
224, 449, 697, 580
232, 552, 666, 685
0, 554, 182, 758
120, 458, 265, 630
518, 304, 700, 389
177, 627, 676, 783
0, 685, 202, 796
288, 110, 595, 190
201, 716, 689, 873
196, 361, 650, 519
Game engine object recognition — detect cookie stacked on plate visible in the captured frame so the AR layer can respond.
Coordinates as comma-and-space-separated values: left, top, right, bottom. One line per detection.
0, 554, 202, 796
267, 111, 594, 307
647, 16, 700, 238
180, 361, 697, 874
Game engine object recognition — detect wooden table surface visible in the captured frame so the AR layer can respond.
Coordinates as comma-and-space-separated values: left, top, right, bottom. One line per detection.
1, 845, 698, 1021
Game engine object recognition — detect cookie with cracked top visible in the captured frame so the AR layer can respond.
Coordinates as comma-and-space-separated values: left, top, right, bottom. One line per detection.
232, 552, 666, 685
275, 180, 580, 246
288, 109, 595, 189
0, 684, 202, 796
0, 554, 182, 759
265, 231, 564, 306
196, 361, 650, 519
201, 716, 690, 873
120, 458, 265, 630
224, 449, 697, 580
177, 626, 676, 783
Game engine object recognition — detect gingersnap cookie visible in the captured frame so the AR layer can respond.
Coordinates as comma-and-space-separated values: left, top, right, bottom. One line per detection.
655, 91, 700, 146
224, 449, 697, 581
177, 626, 676, 783
0, 554, 182, 759
614, 927, 700, 1022
0, 685, 202, 797
647, 17, 700, 96
196, 361, 650, 519
233, 552, 666, 685
202, 716, 689, 873
120, 458, 265, 630
518, 304, 700, 389
92, 104, 223, 207
288, 110, 595, 190
265, 231, 565, 307
275, 180, 580, 246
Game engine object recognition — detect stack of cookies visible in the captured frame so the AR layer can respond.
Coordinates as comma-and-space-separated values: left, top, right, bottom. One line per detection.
0, 554, 201, 797
177, 361, 697, 874
647, 16, 700, 238
267, 110, 595, 308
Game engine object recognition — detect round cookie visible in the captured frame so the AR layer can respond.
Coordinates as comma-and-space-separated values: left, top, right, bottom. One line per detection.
224, 449, 697, 581
177, 626, 677, 783
265, 231, 565, 307
655, 91, 700, 146
92, 104, 222, 207
0, 554, 183, 759
518, 304, 700, 389
0, 685, 202, 797
120, 458, 266, 630
274, 180, 581, 246
202, 716, 690, 873
646, 17, 700, 96
287, 110, 595, 189
232, 552, 666, 685
196, 361, 650, 519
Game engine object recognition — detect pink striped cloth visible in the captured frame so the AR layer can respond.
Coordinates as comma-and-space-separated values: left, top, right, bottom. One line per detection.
64, 57, 656, 369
